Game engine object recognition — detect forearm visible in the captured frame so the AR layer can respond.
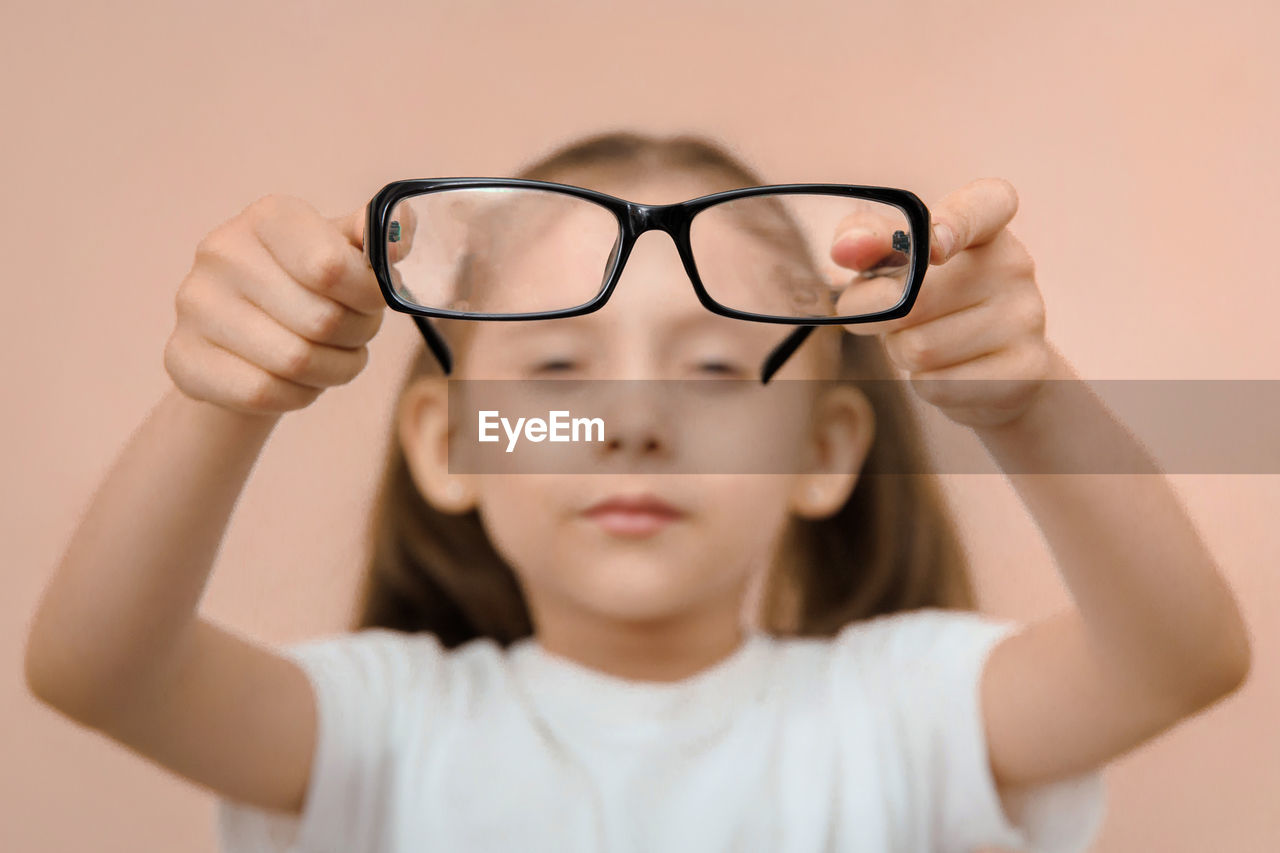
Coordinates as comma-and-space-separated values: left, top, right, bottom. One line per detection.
25, 385, 279, 723
974, 346, 1251, 708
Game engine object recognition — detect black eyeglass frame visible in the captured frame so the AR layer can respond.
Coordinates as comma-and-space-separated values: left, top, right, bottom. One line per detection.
364, 178, 931, 383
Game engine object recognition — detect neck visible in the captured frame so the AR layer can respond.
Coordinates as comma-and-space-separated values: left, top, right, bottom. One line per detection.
525, 588, 753, 683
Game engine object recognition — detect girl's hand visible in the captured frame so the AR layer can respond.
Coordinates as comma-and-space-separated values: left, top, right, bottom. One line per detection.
830, 178, 1052, 429
164, 194, 391, 417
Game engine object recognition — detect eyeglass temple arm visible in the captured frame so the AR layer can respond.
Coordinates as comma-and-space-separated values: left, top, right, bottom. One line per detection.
413, 315, 454, 375
761, 325, 814, 384
408, 316, 811, 384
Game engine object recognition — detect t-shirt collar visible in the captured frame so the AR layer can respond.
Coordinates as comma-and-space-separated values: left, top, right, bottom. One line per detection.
506, 628, 775, 742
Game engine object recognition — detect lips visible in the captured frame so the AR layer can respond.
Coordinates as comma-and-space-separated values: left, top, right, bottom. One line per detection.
581, 493, 686, 537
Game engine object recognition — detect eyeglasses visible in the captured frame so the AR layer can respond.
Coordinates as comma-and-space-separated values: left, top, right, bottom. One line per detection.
364, 178, 931, 382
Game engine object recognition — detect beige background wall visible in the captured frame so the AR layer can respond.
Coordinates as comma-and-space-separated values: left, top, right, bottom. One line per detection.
4, 1, 1277, 850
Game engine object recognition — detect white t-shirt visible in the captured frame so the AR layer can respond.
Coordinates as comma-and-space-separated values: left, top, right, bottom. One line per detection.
217, 608, 1106, 853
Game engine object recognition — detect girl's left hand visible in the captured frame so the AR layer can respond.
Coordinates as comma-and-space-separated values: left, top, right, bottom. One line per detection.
830, 177, 1055, 430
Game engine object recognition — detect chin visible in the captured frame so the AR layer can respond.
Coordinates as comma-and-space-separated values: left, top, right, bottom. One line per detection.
554, 563, 686, 614
562, 557, 731, 626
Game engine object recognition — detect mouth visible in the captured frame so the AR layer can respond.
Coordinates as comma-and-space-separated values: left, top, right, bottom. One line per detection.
580, 493, 687, 538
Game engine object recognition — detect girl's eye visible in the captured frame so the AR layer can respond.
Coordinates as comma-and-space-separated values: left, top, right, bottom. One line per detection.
532, 357, 744, 376
694, 360, 744, 377
533, 358, 579, 374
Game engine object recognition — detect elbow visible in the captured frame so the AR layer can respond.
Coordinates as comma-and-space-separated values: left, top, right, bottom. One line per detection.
24, 615, 53, 703
24, 595, 74, 714
1214, 624, 1253, 700
24, 636, 64, 713
1182, 610, 1253, 713
24, 623, 102, 726
24, 628, 72, 715
25, 648, 117, 731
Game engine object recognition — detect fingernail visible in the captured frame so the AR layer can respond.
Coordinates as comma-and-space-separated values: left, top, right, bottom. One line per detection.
932, 223, 955, 259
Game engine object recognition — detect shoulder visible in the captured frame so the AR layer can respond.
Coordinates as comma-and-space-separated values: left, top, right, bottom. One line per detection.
828, 607, 1017, 677
278, 628, 511, 717
833, 605, 1014, 642
283, 627, 445, 686
816, 608, 1023, 732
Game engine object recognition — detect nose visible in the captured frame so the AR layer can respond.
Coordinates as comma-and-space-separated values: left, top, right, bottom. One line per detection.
594, 380, 676, 465
596, 231, 707, 381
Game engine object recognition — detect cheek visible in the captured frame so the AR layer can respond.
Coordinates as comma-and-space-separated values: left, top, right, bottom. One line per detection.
675, 394, 815, 476
696, 476, 795, 553
473, 479, 564, 571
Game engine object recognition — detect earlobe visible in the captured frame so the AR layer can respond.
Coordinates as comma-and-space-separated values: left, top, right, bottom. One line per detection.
398, 377, 477, 513
790, 477, 850, 519
790, 384, 875, 519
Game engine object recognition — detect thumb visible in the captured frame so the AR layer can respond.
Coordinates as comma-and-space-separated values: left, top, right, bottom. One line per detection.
331, 202, 369, 251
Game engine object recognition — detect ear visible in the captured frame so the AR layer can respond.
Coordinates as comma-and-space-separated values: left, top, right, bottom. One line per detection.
789, 383, 875, 519
398, 376, 478, 514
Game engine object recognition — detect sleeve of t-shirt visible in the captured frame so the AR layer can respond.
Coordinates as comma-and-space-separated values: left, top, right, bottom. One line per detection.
214, 627, 448, 853
834, 608, 1107, 853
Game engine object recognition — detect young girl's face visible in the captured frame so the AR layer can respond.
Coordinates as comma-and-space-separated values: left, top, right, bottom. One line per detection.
401, 173, 874, 632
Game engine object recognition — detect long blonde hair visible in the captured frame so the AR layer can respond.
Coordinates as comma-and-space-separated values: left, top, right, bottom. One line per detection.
352, 129, 974, 646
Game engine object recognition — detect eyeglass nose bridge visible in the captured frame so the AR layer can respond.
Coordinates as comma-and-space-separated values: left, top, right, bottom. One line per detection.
608, 202, 706, 308
624, 201, 688, 237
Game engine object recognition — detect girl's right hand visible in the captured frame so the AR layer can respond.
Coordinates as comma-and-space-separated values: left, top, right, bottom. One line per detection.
165, 194, 389, 417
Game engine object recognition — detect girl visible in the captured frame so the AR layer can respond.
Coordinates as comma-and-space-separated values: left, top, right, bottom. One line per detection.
25, 131, 1251, 852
